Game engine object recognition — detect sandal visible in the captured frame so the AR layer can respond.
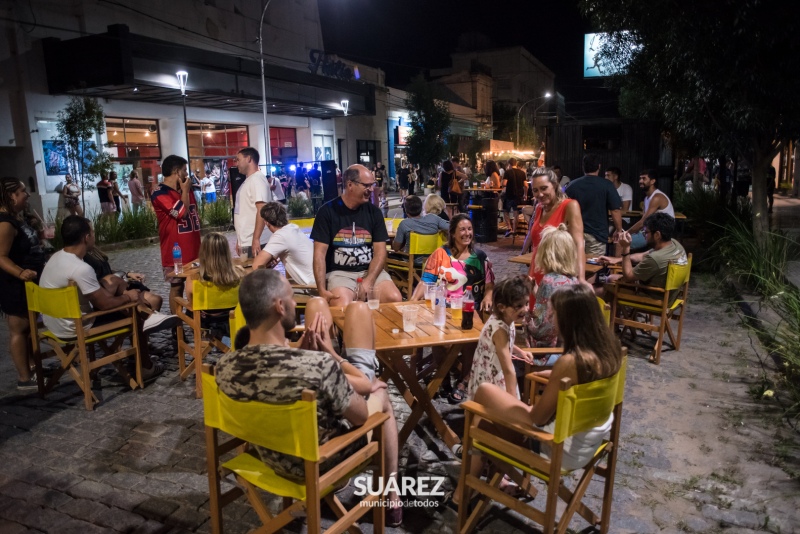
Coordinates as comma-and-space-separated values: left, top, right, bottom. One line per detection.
448, 380, 468, 404
141, 360, 165, 381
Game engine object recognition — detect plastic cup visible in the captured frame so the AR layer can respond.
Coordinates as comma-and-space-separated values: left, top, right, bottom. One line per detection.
402, 306, 417, 333
424, 282, 436, 309
450, 295, 463, 321
386, 220, 394, 233
368, 289, 380, 310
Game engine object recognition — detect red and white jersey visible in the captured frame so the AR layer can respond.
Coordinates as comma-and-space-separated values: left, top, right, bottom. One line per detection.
151, 183, 201, 267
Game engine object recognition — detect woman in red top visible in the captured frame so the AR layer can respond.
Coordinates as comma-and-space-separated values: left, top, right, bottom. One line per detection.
526, 168, 585, 285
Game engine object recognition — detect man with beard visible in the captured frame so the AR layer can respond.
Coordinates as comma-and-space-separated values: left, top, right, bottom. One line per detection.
598, 212, 687, 301
623, 168, 675, 251
311, 164, 402, 307
215, 269, 402, 527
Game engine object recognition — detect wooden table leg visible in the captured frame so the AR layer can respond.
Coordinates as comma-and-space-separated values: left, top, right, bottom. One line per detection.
379, 345, 463, 450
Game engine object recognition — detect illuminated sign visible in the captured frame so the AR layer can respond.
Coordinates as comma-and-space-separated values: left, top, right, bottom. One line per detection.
395, 126, 411, 146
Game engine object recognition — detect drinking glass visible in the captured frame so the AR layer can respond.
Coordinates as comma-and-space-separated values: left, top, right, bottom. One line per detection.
450, 295, 463, 321
385, 220, 394, 233
424, 282, 436, 309
402, 306, 417, 333
368, 289, 380, 310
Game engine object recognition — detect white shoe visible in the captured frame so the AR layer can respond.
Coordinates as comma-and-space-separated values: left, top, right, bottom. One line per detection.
143, 312, 182, 333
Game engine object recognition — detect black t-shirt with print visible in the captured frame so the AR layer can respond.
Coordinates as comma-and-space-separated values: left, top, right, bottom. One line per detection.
311, 197, 388, 273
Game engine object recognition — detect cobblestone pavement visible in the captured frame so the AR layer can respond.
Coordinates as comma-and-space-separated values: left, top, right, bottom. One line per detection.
1, 225, 799, 533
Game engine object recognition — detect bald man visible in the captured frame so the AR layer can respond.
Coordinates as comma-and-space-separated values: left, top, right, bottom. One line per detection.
311, 164, 403, 307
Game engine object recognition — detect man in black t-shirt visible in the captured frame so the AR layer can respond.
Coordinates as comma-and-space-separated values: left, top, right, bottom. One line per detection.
502, 157, 527, 237
308, 163, 322, 196
311, 164, 403, 307
565, 153, 623, 257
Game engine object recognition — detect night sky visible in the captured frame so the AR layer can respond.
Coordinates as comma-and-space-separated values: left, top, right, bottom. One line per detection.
318, 0, 618, 118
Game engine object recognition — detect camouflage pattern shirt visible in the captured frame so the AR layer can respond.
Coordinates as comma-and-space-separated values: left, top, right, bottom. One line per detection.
215, 344, 357, 481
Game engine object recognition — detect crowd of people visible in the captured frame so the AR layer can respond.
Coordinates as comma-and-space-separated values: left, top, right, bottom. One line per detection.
0, 145, 693, 528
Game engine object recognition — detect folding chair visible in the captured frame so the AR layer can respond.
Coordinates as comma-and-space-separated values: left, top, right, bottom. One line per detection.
609, 254, 692, 364
175, 279, 239, 397
26, 281, 142, 411
385, 231, 446, 298
202, 365, 388, 534
457, 353, 628, 534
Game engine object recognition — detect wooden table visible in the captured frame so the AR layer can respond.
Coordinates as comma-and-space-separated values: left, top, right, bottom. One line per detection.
172, 257, 254, 279
330, 301, 483, 449
508, 253, 604, 275
465, 188, 502, 192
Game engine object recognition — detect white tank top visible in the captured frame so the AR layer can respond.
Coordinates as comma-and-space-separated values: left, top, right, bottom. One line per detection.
644, 189, 675, 218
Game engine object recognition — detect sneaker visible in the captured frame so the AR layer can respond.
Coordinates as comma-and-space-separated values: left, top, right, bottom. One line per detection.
143, 312, 182, 333
504, 230, 512, 238
17, 374, 38, 391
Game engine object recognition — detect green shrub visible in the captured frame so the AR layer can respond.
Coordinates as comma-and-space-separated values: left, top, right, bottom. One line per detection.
200, 197, 232, 227
287, 195, 312, 217
91, 207, 158, 245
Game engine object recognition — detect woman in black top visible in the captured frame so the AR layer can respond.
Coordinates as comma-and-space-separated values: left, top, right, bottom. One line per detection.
0, 178, 46, 389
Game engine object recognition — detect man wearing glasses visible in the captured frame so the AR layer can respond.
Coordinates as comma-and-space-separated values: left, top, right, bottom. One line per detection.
311, 164, 403, 308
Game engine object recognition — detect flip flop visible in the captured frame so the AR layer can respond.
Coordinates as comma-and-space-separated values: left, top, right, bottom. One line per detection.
448, 380, 468, 404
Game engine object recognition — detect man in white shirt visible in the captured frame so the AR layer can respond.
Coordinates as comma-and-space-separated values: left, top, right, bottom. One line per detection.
252, 202, 315, 285
234, 147, 272, 258
554, 165, 571, 189
605, 166, 633, 223
39, 216, 177, 378
200, 171, 216, 203
267, 173, 286, 204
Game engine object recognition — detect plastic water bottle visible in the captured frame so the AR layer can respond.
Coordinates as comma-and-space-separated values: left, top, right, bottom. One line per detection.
355, 277, 364, 302
434, 279, 447, 327
172, 242, 183, 274
461, 285, 474, 330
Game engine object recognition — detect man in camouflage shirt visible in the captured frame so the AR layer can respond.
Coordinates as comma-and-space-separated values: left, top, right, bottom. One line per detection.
215, 269, 402, 524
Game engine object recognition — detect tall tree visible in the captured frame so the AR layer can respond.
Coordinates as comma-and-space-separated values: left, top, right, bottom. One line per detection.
405, 75, 452, 182
56, 96, 106, 212
581, 0, 800, 238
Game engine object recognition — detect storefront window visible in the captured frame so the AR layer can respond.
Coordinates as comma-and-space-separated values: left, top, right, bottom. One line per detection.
270, 127, 298, 166
105, 117, 162, 199
187, 122, 249, 197
313, 134, 334, 162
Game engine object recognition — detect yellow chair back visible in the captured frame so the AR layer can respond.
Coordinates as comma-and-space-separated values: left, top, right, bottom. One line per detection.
25, 282, 82, 319
192, 280, 240, 311
292, 218, 315, 229
552, 357, 627, 444
409, 231, 446, 255
665, 255, 692, 292
202, 372, 320, 461
229, 304, 245, 346
597, 296, 611, 325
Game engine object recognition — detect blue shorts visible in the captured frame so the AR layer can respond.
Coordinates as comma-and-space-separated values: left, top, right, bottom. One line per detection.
204, 192, 217, 203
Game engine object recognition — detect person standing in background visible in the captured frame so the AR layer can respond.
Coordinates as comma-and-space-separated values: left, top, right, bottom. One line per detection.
234, 147, 272, 258
128, 171, 145, 213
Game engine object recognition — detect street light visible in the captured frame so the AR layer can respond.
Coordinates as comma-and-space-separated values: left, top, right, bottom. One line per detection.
516, 92, 552, 149
259, 0, 274, 166
176, 70, 190, 166
341, 99, 349, 116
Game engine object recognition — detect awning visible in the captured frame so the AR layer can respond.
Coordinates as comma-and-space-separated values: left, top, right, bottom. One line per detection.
41, 24, 375, 119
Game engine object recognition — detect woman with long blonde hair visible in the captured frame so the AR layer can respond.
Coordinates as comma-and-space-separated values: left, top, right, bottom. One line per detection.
187, 233, 245, 335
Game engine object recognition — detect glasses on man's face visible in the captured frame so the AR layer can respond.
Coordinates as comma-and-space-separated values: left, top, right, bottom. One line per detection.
354, 180, 377, 189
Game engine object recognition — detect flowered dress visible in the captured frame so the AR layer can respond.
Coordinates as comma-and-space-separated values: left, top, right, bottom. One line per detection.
525, 272, 579, 363
466, 315, 518, 400
420, 246, 494, 308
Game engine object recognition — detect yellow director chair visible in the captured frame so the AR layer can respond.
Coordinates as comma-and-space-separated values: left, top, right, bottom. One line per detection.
457, 353, 628, 534
202, 365, 389, 534
26, 281, 142, 411
609, 254, 692, 364
385, 231, 446, 298
175, 279, 239, 397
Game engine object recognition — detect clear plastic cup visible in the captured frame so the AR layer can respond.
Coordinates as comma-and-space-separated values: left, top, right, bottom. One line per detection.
386, 220, 394, 233
424, 282, 436, 309
368, 289, 380, 310
450, 295, 463, 321
402, 306, 417, 333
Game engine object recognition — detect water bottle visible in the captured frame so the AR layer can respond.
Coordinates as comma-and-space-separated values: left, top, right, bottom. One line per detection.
434, 279, 447, 327
461, 285, 474, 330
172, 242, 183, 274
355, 277, 364, 302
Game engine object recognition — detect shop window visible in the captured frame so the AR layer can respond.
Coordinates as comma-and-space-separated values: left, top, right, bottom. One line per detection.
313, 134, 334, 161
270, 127, 297, 164
105, 117, 162, 197
187, 122, 250, 197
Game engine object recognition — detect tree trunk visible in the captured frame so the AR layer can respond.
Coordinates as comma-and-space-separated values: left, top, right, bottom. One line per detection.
794, 140, 800, 197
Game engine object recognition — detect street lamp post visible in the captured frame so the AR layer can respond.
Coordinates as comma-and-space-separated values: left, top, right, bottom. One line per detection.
176, 71, 190, 166
259, 0, 274, 166
516, 92, 551, 149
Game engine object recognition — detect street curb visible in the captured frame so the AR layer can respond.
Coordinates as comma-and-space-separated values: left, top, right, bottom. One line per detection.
98, 225, 233, 252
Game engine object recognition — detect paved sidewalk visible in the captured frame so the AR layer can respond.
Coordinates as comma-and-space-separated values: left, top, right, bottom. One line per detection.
1, 230, 799, 533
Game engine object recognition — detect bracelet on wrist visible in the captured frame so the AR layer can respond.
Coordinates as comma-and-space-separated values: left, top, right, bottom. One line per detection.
622, 252, 631, 257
